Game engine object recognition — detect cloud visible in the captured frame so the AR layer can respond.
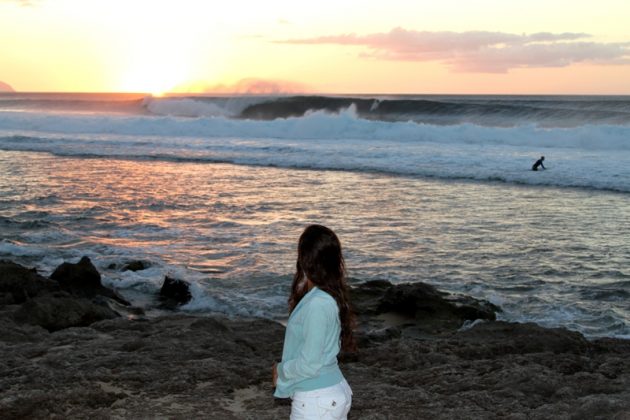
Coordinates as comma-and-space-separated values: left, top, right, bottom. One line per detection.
175, 78, 310, 95
278, 27, 630, 73
0, 81, 15, 92
205, 78, 309, 94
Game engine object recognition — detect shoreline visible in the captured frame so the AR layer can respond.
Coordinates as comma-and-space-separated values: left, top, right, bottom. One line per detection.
3, 148, 629, 340
2, 257, 630, 418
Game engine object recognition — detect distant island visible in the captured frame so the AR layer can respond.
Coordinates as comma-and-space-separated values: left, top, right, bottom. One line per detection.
0, 81, 15, 92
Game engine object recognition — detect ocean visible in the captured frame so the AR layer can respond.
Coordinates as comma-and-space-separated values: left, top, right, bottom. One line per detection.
1, 92, 629, 338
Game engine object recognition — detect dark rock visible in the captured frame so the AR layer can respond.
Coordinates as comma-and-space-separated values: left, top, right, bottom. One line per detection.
447, 298, 499, 321
122, 260, 149, 272
0, 260, 59, 305
0, 316, 48, 343
357, 326, 402, 346
380, 282, 498, 321
350, 280, 499, 334
348, 279, 392, 315
190, 317, 231, 333
1, 312, 628, 419
50, 257, 129, 305
379, 281, 445, 315
13, 292, 119, 331
456, 321, 591, 356
159, 276, 192, 308
2, 260, 629, 418
50, 256, 103, 292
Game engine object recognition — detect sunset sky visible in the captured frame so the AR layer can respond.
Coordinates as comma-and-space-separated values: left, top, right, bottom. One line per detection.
1, 0, 630, 94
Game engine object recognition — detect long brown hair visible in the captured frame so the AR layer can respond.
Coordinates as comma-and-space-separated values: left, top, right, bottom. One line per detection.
289, 224, 357, 352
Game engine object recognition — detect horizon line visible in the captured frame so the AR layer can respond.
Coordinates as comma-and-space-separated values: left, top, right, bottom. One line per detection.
3, 91, 630, 97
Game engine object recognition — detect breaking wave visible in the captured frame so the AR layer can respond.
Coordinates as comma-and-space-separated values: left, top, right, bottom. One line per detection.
1, 106, 629, 193
3, 92, 630, 127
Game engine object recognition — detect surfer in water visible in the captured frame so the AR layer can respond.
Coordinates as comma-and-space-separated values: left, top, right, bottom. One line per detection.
532, 156, 546, 171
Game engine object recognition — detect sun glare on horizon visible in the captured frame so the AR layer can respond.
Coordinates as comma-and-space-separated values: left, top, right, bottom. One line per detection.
114, 26, 195, 95
119, 60, 189, 96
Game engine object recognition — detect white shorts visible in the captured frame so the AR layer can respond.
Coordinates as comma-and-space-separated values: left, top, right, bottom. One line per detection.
290, 380, 352, 420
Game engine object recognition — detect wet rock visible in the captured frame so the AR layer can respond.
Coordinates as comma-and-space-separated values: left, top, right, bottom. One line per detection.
159, 276, 192, 308
351, 280, 499, 334
50, 256, 101, 290
349, 279, 392, 315
102, 296, 146, 318
50, 256, 129, 305
13, 292, 119, 331
122, 260, 149, 272
0, 260, 59, 305
380, 282, 498, 321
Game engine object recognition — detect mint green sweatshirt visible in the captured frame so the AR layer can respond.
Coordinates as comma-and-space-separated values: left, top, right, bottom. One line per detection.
274, 287, 345, 398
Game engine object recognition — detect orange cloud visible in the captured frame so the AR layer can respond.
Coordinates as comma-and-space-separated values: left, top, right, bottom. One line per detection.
278, 28, 630, 73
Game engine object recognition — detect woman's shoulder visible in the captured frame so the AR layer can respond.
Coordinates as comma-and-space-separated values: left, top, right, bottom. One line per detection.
309, 288, 337, 308
297, 289, 339, 323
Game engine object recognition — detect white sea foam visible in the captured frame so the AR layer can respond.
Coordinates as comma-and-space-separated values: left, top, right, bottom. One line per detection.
1, 106, 629, 149
102, 266, 166, 290
1, 108, 628, 192
0, 240, 46, 257
181, 286, 286, 319
458, 319, 487, 331
144, 98, 233, 118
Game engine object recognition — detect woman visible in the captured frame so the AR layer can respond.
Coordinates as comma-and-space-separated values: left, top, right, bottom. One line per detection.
273, 224, 356, 419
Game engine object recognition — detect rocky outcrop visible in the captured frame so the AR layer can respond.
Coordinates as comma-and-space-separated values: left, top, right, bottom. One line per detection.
0, 311, 629, 418
0, 260, 59, 304
51, 256, 129, 305
13, 292, 120, 332
351, 280, 499, 335
456, 320, 591, 356
1, 260, 629, 418
1, 259, 128, 332
159, 276, 192, 308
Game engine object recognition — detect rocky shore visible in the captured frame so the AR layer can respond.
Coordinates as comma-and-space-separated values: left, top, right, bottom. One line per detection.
1, 258, 630, 419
